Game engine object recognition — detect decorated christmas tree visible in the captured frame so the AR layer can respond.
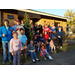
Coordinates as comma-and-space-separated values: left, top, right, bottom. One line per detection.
23, 12, 34, 43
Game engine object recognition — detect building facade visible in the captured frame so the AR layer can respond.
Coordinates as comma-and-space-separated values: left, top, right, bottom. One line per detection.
0, 9, 67, 32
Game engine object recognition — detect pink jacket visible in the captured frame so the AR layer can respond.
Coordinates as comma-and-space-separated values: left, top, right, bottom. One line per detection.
9, 38, 22, 52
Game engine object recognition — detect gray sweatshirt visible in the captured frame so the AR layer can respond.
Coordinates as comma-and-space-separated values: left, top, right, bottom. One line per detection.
27, 44, 35, 51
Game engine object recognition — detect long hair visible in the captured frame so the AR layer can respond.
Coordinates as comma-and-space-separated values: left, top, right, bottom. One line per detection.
30, 40, 34, 46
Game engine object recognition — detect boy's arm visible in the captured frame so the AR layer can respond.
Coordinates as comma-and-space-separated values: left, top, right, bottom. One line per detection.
22, 40, 27, 46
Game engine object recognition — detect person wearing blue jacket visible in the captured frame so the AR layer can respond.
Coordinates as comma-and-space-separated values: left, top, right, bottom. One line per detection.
50, 23, 56, 39
0, 20, 14, 64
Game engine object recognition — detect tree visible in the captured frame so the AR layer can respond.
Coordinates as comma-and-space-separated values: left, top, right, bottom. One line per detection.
23, 12, 34, 43
64, 9, 75, 26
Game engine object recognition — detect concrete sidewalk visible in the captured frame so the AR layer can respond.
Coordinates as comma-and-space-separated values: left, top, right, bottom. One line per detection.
24, 49, 75, 65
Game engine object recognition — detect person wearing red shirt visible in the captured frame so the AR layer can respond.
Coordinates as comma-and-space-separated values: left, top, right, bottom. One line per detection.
43, 31, 49, 40
43, 24, 51, 35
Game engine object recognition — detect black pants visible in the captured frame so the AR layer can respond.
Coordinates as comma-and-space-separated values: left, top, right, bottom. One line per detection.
57, 38, 62, 46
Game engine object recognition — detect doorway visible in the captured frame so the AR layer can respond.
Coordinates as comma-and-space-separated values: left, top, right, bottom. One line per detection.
54, 22, 59, 27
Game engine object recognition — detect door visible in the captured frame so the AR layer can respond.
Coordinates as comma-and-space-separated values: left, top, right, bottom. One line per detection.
54, 22, 59, 27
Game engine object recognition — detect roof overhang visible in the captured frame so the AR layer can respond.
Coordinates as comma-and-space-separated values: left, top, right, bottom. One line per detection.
15, 9, 67, 20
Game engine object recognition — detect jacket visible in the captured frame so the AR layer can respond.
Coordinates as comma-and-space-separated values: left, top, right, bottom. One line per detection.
0, 26, 13, 41
38, 36, 46, 44
56, 31, 63, 39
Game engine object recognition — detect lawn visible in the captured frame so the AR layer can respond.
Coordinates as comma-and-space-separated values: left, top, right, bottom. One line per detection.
0, 45, 75, 65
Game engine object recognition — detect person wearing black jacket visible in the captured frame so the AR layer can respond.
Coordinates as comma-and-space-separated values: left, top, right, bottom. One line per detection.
56, 27, 63, 49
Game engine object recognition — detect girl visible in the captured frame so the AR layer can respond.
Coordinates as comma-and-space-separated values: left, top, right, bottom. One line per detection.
9, 32, 22, 65
40, 45, 53, 60
43, 31, 49, 40
34, 36, 40, 51
27, 40, 40, 63
50, 39, 56, 53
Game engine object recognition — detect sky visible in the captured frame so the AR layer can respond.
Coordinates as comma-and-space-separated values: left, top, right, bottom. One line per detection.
32, 9, 75, 17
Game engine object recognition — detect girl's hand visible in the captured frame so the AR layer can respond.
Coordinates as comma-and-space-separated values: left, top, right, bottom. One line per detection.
11, 52, 14, 56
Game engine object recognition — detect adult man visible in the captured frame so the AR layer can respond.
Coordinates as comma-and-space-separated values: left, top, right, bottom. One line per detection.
56, 23, 63, 32
50, 23, 56, 39
12, 19, 25, 35
43, 24, 51, 35
0, 20, 13, 64
56, 27, 63, 49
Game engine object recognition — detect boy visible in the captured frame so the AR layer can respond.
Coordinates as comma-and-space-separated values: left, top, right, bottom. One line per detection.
18, 28, 28, 63
0, 20, 13, 64
56, 27, 63, 49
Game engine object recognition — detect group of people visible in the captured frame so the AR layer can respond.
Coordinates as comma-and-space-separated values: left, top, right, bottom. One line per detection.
0, 19, 63, 65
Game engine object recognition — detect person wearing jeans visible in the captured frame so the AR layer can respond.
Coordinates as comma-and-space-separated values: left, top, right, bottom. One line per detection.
27, 40, 40, 63
56, 27, 63, 49
0, 20, 14, 64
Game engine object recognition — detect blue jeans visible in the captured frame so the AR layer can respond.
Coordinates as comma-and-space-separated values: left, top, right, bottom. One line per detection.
27, 51, 37, 60
13, 50, 20, 65
46, 45, 51, 52
2, 42, 11, 61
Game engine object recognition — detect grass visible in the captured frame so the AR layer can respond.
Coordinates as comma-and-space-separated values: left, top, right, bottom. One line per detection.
0, 45, 75, 65
56, 44, 75, 53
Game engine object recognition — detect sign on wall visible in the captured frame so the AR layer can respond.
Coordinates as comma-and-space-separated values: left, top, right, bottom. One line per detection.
7, 15, 14, 19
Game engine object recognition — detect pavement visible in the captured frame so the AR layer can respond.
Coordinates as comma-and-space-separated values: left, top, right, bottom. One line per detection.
24, 49, 75, 65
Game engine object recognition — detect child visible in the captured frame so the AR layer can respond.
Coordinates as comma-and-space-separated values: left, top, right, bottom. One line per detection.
27, 40, 40, 63
46, 40, 51, 52
9, 32, 22, 65
34, 36, 40, 51
18, 28, 28, 63
40, 45, 53, 60
50, 39, 56, 53
43, 31, 49, 41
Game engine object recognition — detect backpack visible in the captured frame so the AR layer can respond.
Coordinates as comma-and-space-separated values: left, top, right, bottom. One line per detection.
40, 49, 46, 57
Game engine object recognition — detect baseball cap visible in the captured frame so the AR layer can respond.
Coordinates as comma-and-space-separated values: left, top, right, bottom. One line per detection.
16, 19, 20, 22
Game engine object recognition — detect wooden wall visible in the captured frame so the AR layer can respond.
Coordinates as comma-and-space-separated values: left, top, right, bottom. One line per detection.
3, 12, 18, 26
0, 11, 1, 27
36, 18, 67, 33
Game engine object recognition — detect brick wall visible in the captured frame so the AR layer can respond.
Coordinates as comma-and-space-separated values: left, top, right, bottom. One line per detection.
3, 12, 18, 26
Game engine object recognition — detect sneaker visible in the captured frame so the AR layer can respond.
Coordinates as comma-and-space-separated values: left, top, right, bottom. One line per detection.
51, 51, 53, 53
2, 61, 6, 64
32, 59, 36, 63
36, 58, 40, 62
49, 56, 53, 60
9, 60, 12, 62
60, 46, 62, 49
44, 58, 46, 60
54, 51, 56, 53
57, 46, 59, 48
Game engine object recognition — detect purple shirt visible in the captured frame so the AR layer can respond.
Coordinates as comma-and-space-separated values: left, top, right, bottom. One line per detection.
9, 38, 22, 52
